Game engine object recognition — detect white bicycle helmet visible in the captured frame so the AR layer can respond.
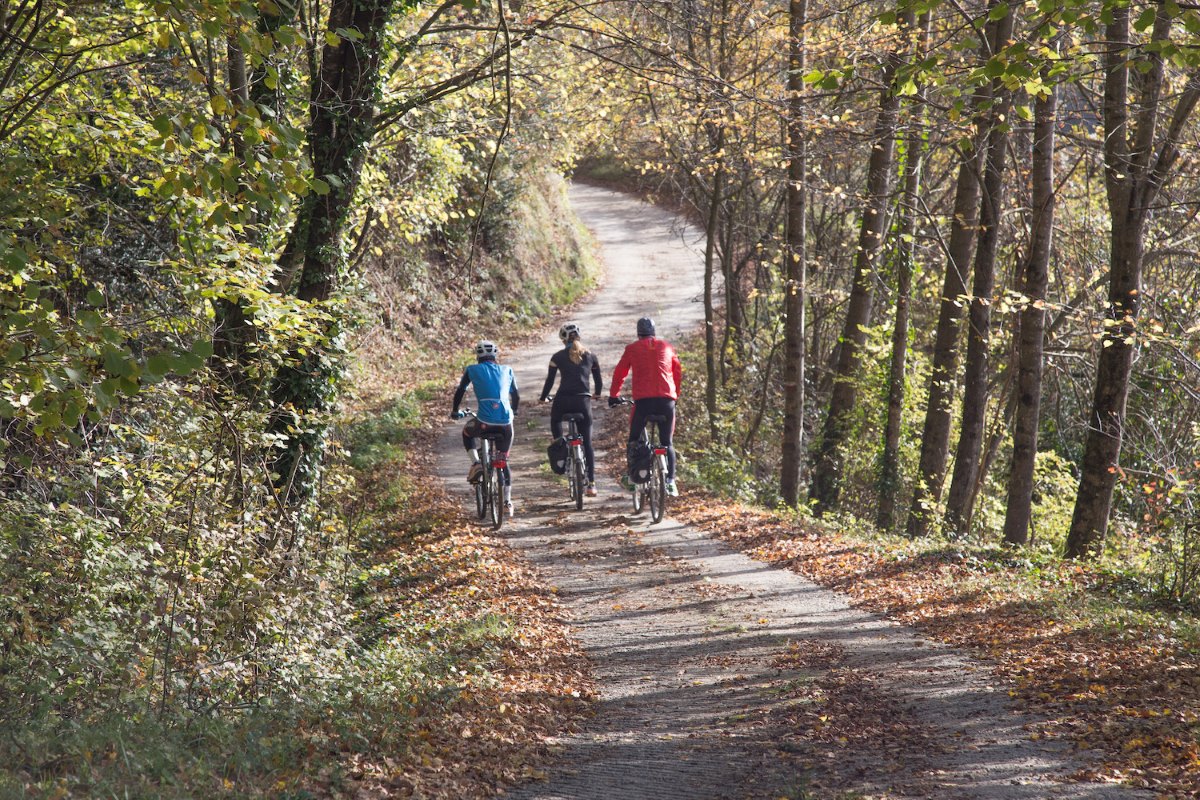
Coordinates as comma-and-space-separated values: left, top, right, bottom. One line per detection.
559, 322, 581, 344
474, 340, 499, 359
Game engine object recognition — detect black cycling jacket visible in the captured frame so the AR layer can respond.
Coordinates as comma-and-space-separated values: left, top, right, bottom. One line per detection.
540, 347, 602, 401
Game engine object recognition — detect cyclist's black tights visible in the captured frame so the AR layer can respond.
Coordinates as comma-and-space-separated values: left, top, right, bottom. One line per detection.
550, 394, 595, 482
463, 419, 513, 486
629, 397, 676, 480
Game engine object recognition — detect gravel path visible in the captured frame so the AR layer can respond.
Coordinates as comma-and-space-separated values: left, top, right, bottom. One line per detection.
435, 183, 1147, 799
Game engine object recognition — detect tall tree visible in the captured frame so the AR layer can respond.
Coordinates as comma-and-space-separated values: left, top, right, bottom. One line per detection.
878, 108, 927, 530
1065, 5, 1200, 556
780, 0, 809, 507
943, 2, 1018, 536
1003, 69, 1058, 546
906, 6, 1001, 538
809, 8, 913, 514
268, 0, 404, 497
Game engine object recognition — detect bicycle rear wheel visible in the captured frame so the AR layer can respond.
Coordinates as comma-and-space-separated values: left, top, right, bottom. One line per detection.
572, 448, 585, 510
567, 451, 580, 506
489, 472, 504, 530
648, 455, 667, 524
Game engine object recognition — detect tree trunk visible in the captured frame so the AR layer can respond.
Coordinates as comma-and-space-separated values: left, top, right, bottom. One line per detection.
905, 140, 983, 536
808, 34, 906, 515
906, 9, 1004, 538
944, 5, 1016, 536
703, 141, 724, 443
1003, 79, 1057, 546
877, 133, 924, 532
269, 0, 397, 500
1065, 7, 1200, 556
211, 4, 299, 386
780, 0, 808, 507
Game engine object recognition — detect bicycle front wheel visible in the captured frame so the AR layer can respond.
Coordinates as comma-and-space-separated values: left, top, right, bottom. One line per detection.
648, 456, 667, 524
474, 480, 486, 519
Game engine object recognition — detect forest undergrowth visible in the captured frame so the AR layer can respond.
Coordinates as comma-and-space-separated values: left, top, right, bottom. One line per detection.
0, 171, 600, 799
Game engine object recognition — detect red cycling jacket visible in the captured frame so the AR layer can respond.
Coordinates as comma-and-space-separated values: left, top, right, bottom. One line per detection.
609, 337, 682, 401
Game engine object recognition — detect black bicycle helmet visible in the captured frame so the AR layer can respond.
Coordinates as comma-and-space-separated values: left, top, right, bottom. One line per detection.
636, 317, 656, 337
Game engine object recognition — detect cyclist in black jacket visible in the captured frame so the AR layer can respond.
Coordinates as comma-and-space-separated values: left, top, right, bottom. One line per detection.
540, 322, 603, 496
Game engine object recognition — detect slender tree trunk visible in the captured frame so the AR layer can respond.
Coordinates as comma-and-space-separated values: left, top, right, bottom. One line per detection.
905, 143, 983, 536
1064, 8, 1200, 556
944, 5, 1017, 535
780, 0, 808, 507
808, 32, 907, 515
703, 141, 724, 442
1003, 79, 1057, 546
878, 134, 924, 532
269, 0, 396, 500
906, 10, 1003, 538
211, 4, 298, 385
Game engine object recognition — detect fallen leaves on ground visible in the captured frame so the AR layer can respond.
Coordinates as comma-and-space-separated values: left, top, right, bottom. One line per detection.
668, 491, 1200, 798
329, 412, 595, 798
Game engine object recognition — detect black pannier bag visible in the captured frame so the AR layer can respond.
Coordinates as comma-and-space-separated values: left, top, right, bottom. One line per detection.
547, 437, 569, 475
626, 440, 653, 484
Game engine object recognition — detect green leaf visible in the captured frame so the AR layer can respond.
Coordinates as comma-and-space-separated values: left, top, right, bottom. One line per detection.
988, 2, 1010, 21
103, 348, 126, 376
310, 178, 331, 195
146, 354, 173, 377
191, 339, 214, 359
173, 352, 205, 376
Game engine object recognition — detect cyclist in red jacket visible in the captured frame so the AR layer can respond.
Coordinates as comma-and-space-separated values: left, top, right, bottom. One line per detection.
608, 317, 682, 496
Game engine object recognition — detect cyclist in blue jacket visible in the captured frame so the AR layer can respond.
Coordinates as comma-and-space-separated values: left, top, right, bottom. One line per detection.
451, 340, 520, 518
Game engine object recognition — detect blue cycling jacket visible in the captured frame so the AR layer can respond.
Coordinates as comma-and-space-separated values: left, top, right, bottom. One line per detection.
455, 361, 518, 425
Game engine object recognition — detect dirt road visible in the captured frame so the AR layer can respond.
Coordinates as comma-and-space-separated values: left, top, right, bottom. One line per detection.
435, 183, 1145, 799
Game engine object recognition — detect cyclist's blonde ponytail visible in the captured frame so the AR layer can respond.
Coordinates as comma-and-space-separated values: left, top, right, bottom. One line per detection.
568, 337, 587, 364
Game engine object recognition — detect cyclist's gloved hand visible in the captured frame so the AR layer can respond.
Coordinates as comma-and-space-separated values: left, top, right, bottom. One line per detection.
451, 410, 465, 420
608, 396, 622, 408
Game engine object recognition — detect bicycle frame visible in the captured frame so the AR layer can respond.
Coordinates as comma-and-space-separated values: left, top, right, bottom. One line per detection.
565, 415, 586, 510
546, 395, 591, 510
463, 409, 507, 530
617, 398, 670, 523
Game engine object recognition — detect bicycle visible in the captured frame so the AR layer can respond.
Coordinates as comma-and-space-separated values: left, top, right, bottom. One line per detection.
547, 395, 590, 510
615, 398, 670, 524
461, 409, 508, 530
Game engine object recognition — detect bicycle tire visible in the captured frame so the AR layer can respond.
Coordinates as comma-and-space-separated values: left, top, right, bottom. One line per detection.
567, 449, 580, 506
649, 455, 667, 524
572, 448, 585, 510
477, 441, 491, 520
489, 471, 503, 530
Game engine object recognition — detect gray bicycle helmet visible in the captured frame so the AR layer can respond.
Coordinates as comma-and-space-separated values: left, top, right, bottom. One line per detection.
559, 322, 581, 344
636, 317, 655, 337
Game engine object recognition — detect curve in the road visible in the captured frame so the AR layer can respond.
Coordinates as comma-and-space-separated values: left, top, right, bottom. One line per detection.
435, 183, 1147, 800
